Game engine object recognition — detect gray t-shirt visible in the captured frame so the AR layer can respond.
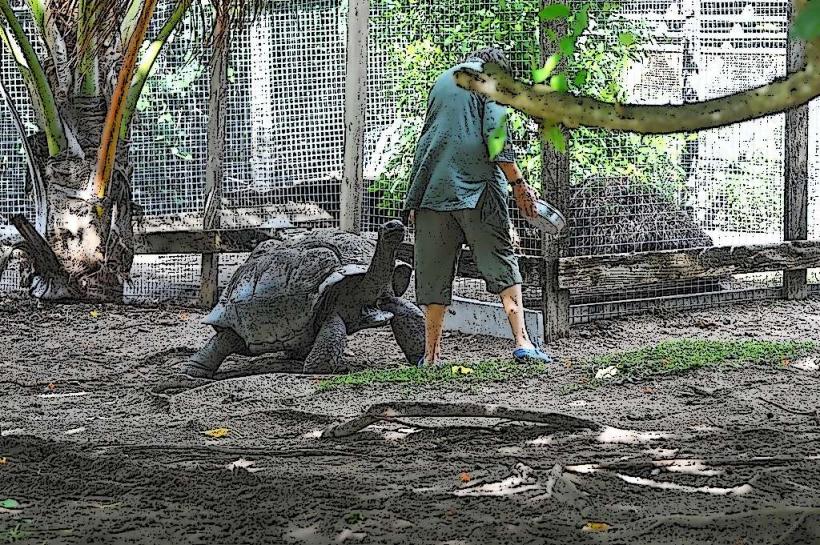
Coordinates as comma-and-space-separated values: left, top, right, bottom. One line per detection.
403, 60, 516, 212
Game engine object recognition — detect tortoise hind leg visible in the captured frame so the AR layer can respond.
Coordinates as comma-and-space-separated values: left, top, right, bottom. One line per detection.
303, 313, 347, 374
181, 328, 246, 378
380, 297, 425, 365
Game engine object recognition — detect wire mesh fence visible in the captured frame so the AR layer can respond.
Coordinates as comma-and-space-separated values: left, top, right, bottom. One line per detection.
0, 0, 817, 318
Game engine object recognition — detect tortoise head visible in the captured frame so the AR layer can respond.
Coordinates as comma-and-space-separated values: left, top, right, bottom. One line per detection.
378, 219, 406, 247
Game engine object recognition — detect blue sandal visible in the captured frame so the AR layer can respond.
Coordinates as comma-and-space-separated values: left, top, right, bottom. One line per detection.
417, 356, 445, 368
513, 346, 554, 364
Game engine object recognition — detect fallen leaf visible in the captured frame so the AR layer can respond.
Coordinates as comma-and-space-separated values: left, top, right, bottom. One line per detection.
178, 311, 190, 321
582, 521, 610, 533
47, 383, 56, 391
226, 458, 260, 472
641, 387, 655, 394
0, 499, 20, 510
90, 310, 100, 318
595, 366, 618, 380
0, 457, 7, 465
450, 366, 474, 375
781, 358, 791, 367
458, 472, 471, 483
204, 427, 230, 438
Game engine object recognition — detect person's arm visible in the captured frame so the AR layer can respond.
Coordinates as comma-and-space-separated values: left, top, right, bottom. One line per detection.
498, 162, 538, 219
482, 99, 538, 218
482, 99, 517, 164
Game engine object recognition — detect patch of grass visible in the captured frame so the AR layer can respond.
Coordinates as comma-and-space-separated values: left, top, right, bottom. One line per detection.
1, 523, 31, 544
579, 339, 816, 388
316, 358, 549, 391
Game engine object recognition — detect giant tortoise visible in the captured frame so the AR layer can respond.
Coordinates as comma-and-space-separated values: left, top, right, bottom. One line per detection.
181, 220, 425, 376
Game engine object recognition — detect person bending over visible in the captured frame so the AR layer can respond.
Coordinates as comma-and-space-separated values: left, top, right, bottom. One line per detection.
403, 46, 554, 367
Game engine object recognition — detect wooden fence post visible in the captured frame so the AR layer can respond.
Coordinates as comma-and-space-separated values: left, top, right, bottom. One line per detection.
339, 0, 369, 234
539, 3, 571, 342
783, 4, 808, 300
199, 9, 230, 308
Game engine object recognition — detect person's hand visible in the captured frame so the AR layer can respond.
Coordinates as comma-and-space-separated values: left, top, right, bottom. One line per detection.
407, 210, 416, 225
513, 182, 538, 219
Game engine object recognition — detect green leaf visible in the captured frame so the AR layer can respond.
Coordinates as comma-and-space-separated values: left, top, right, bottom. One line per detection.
572, 4, 589, 37
790, 0, 820, 40
573, 69, 588, 87
532, 53, 561, 83
550, 73, 569, 92
1, 499, 20, 509
498, 0, 506, 9
487, 113, 508, 160
538, 3, 570, 21
541, 124, 566, 153
618, 31, 636, 46
559, 35, 576, 56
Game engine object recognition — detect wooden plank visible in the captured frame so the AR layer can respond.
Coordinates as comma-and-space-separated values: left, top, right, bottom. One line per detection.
558, 240, 820, 291
783, 5, 809, 300
339, 0, 369, 234
539, 3, 571, 342
569, 287, 787, 325
135, 229, 276, 255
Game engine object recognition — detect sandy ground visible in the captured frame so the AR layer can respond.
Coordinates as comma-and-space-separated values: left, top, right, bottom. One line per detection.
1, 296, 820, 544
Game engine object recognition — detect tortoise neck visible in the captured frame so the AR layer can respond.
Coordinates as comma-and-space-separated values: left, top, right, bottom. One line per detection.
363, 238, 398, 293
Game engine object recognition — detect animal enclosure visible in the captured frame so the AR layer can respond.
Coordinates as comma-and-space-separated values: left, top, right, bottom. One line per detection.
0, 0, 817, 329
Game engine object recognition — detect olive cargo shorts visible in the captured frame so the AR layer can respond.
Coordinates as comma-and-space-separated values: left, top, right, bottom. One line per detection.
414, 189, 522, 306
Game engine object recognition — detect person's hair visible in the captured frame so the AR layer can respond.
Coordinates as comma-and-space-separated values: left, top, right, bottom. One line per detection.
462, 47, 512, 73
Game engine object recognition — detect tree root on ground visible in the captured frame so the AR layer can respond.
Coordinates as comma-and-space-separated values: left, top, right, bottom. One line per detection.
321, 402, 600, 439
757, 397, 820, 425
564, 455, 819, 474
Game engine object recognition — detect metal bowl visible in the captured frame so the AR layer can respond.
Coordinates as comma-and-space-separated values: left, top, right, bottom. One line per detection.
524, 199, 566, 235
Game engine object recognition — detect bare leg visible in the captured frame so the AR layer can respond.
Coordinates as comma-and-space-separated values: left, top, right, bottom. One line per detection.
499, 284, 536, 350
423, 304, 447, 364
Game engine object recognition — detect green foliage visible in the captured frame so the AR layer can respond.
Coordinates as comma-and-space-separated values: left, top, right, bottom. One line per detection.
136, 48, 205, 163
532, 53, 560, 82
570, 128, 686, 194
368, 0, 684, 208
316, 358, 548, 391
542, 124, 566, 153
790, 0, 820, 40
582, 339, 816, 386
538, 3, 570, 21
487, 113, 509, 160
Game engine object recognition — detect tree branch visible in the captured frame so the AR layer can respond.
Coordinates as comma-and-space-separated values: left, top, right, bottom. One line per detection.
0, 0, 65, 155
0, 48, 46, 234
321, 402, 600, 438
454, 40, 820, 134
91, 0, 160, 200
75, 0, 99, 96
120, 0, 192, 139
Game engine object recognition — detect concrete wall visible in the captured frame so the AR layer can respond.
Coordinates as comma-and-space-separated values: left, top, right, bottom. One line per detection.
444, 296, 544, 341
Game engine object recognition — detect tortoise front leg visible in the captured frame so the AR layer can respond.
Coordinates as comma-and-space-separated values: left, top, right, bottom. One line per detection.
303, 312, 347, 374
380, 296, 425, 365
181, 328, 246, 378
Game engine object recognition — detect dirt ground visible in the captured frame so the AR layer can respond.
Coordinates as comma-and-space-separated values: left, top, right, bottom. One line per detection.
1, 296, 819, 545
